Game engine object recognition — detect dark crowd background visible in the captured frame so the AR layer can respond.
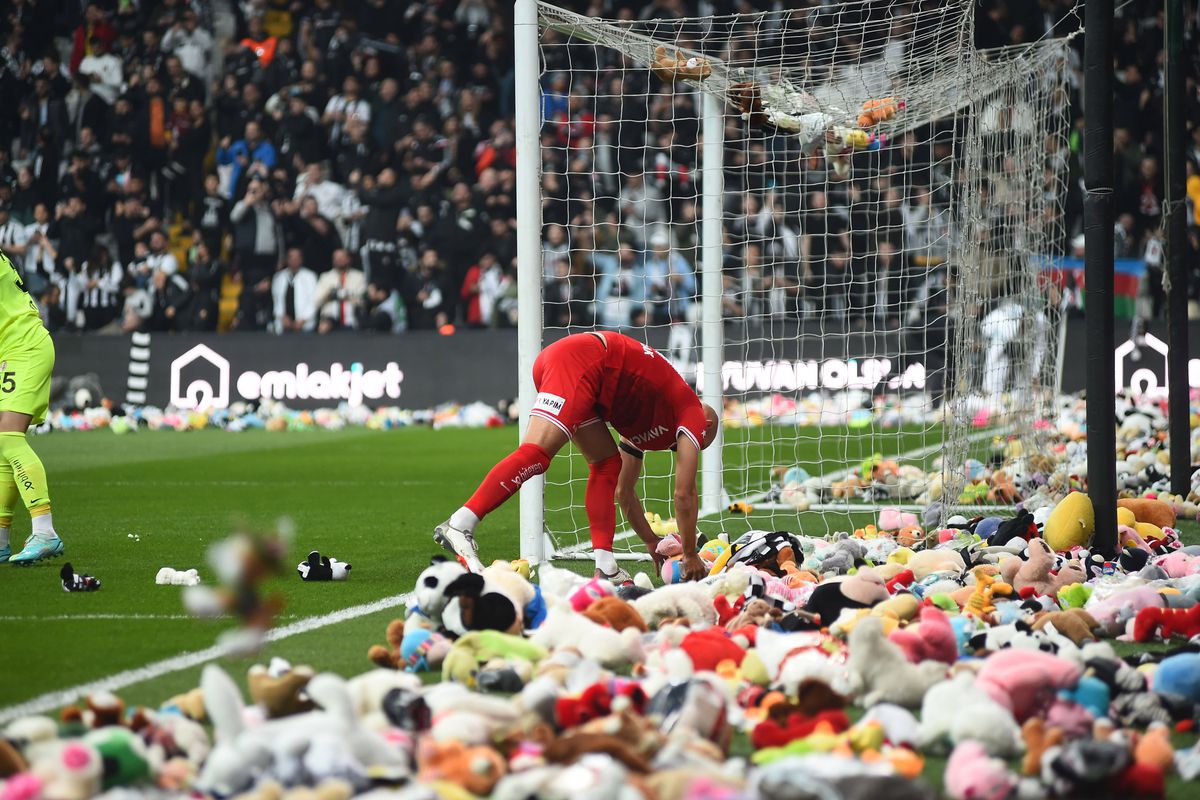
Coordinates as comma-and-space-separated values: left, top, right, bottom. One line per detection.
0, 0, 1195, 339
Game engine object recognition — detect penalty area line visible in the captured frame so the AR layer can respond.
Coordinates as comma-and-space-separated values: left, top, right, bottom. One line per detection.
0, 592, 410, 725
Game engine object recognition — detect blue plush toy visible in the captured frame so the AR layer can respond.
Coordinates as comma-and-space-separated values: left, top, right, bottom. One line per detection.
1153, 652, 1200, 704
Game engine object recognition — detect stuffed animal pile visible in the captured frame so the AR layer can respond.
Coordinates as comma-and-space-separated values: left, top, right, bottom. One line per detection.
6, 481, 1200, 800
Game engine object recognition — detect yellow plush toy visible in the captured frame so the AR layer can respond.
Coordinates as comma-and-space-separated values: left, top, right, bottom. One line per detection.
1043, 491, 1095, 551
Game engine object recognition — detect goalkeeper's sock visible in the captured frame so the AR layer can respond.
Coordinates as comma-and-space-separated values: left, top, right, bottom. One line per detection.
594, 548, 617, 574
0, 432, 56, 539
448, 507, 480, 533
0, 460, 14, 549
586, 453, 621, 551
463, 442, 551, 521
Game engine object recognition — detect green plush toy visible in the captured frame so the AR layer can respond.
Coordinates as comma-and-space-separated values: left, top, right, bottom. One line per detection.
1057, 583, 1092, 609
83, 727, 150, 790
957, 481, 989, 505
442, 630, 547, 686
929, 593, 959, 613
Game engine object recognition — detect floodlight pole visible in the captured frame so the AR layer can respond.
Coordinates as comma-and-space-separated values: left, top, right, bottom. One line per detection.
1083, 0, 1117, 557
514, 0, 546, 562
1164, 0, 1191, 497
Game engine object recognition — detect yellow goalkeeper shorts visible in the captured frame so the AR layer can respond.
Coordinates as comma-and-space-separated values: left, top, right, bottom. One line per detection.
0, 326, 54, 425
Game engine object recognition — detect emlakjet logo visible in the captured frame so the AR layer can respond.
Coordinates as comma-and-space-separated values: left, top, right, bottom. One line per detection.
169, 344, 404, 410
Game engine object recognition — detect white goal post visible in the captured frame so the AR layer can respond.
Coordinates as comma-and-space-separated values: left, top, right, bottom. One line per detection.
514, 0, 1071, 563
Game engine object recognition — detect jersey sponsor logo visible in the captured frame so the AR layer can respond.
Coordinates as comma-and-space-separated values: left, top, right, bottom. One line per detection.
533, 392, 566, 417
629, 424, 670, 446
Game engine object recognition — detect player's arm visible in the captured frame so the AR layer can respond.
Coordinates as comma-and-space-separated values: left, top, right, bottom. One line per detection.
674, 432, 705, 581
614, 439, 662, 567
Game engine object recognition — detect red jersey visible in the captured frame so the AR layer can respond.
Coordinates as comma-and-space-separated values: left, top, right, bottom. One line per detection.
530, 332, 706, 452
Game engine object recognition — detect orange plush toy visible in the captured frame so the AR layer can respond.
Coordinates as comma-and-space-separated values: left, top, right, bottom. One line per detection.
856, 98, 904, 128
417, 739, 507, 796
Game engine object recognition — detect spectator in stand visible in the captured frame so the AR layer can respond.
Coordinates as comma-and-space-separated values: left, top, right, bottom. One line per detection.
194, 174, 231, 249
324, 75, 371, 147
66, 245, 123, 332
22, 204, 57, 297
642, 228, 695, 325
146, 269, 192, 332
230, 175, 282, 330
217, 121, 277, 200
161, 8, 214, 80
314, 248, 366, 332
409, 249, 448, 330
0, 204, 28, 270
186, 239, 224, 331
271, 248, 319, 334
78, 37, 123, 107
145, 231, 180, 278
70, 4, 117, 75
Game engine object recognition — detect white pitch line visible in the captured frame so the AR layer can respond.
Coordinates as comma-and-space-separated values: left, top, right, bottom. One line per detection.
557, 424, 1011, 556
0, 614, 200, 621
0, 592, 409, 725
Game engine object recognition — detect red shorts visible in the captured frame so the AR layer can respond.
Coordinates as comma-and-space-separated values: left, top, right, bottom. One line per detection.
530, 333, 607, 438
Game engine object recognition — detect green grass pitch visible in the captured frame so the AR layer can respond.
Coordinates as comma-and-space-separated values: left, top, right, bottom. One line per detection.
0, 426, 1196, 797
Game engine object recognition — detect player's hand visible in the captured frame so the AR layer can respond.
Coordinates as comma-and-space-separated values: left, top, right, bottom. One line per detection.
680, 553, 707, 582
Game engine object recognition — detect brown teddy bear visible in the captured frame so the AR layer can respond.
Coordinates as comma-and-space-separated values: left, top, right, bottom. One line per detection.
247, 658, 315, 718
1000, 539, 1086, 597
367, 619, 407, 669
650, 45, 711, 83
1031, 608, 1100, 646
583, 596, 648, 632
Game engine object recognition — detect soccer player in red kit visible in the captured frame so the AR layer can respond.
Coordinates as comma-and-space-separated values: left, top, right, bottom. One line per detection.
435, 331, 720, 582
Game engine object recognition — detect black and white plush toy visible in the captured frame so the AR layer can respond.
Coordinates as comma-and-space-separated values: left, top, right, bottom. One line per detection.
296, 550, 351, 581
412, 556, 519, 638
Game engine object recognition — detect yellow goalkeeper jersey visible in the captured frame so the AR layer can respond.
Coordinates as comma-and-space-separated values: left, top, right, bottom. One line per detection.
0, 249, 45, 347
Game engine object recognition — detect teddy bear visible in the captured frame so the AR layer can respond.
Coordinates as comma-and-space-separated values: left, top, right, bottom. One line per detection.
530, 607, 644, 668
1031, 608, 1100, 647
845, 616, 948, 709
974, 648, 1082, 722
649, 45, 711, 83
582, 596, 648, 632
918, 671, 1023, 758
441, 630, 547, 687
999, 538, 1085, 597
247, 658, 315, 718
802, 569, 889, 627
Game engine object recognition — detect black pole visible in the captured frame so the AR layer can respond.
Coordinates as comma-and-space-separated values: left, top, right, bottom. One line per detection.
1084, 0, 1117, 557
1164, 0, 1191, 497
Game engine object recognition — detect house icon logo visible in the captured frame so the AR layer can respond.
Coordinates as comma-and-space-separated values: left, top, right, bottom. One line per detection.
1114, 332, 1170, 398
170, 344, 231, 409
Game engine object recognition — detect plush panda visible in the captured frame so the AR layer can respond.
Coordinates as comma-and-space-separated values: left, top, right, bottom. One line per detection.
296, 550, 352, 581
413, 556, 469, 622
413, 556, 520, 638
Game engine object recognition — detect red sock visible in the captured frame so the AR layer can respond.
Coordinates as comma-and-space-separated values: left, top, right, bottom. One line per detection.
586, 454, 621, 550
464, 442, 551, 519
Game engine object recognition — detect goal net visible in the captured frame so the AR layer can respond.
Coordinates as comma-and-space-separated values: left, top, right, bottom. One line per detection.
520, 0, 1071, 561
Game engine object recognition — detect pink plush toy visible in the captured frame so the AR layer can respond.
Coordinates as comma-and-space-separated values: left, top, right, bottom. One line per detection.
889, 606, 958, 665
1087, 586, 1167, 637
1154, 551, 1200, 578
945, 740, 1017, 800
879, 507, 919, 532
975, 649, 1082, 722
569, 578, 614, 612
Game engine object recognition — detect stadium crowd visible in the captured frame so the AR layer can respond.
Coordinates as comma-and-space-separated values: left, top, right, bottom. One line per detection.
0, 0, 1196, 337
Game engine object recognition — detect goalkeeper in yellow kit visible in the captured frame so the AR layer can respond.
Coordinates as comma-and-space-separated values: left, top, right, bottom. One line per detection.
0, 249, 64, 564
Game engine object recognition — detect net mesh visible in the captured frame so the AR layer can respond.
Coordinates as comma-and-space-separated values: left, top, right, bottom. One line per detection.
531, 1, 1071, 558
